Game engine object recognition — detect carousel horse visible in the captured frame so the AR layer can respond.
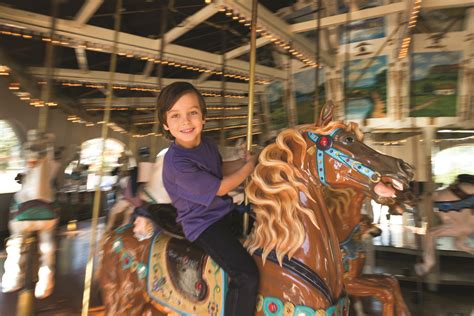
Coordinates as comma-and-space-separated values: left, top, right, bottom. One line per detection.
99, 103, 413, 315
415, 174, 474, 276
105, 150, 139, 233
324, 186, 414, 316
1, 130, 61, 299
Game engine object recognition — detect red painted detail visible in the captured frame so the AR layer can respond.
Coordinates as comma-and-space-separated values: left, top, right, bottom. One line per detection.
343, 306, 348, 315
320, 136, 329, 147
195, 282, 202, 291
268, 302, 278, 313
124, 257, 130, 264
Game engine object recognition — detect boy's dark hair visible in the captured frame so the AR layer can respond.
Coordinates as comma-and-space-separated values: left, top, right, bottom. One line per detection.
157, 81, 207, 140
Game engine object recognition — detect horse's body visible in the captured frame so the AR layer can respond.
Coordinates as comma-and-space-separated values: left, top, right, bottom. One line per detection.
100, 107, 413, 315
2, 130, 60, 299
415, 175, 474, 276
325, 187, 411, 316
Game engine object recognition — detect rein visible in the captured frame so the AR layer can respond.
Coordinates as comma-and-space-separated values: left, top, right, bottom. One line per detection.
253, 249, 334, 305
307, 129, 380, 186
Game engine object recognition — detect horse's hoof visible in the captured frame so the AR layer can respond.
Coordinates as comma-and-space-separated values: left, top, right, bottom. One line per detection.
414, 263, 428, 276
1, 282, 23, 293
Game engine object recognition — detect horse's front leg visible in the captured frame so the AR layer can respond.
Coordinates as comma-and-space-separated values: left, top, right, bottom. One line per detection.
453, 235, 474, 255
366, 274, 411, 316
415, 224, 454, 275
344, 276, 394, 316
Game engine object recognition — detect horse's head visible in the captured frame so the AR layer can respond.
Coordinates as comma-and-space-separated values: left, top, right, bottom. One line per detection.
300, 102, 414, 202
23, 130, 55, 167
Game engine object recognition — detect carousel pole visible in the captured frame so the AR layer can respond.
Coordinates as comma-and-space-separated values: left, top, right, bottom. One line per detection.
313, 0, 322, 123
150, 2, 168, 159
243, 0, 258, 236
81, 0, 122, 315
17, 1, 58, 315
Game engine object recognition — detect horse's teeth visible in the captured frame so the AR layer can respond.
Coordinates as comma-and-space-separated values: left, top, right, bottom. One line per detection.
392, 179, 403, 190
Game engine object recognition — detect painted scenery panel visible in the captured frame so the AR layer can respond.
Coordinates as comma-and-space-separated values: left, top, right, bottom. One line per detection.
266, 81, 288, 131
410, 52, 461, 117
294, 68, 325, 125
344, 56, 387, 120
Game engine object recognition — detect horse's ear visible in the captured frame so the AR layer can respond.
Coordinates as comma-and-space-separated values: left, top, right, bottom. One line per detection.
317, 100, 334, 127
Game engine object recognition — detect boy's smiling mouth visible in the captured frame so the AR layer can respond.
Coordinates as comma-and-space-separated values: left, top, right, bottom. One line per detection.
180, 127, 195, 134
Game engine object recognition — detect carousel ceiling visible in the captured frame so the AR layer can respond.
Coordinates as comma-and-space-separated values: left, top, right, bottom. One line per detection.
0, 0, 472, 138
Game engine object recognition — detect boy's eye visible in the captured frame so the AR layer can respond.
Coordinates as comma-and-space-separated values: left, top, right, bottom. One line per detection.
190, 111, 199, 115
170, 114, 179, 119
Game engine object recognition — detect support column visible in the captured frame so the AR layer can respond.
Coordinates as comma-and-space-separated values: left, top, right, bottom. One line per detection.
284, 53, 297, 126
458, 8, 474, 121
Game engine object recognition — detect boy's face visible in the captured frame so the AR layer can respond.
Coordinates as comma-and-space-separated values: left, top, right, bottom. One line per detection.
164, 92, 205, 148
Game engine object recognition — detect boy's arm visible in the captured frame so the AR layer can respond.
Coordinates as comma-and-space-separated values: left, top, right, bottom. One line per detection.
216, 161, 254, 196
217, 151, 258, 196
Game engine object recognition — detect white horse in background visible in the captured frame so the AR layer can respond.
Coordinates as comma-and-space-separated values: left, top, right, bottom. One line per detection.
415, 174, 474, 276
2, 130, 61, 299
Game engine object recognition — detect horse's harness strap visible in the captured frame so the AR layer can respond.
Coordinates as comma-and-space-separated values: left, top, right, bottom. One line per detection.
434, 195, 474, 212
307, 129, 379, 186
253, 249, 334, 305
449, 183, 470, 200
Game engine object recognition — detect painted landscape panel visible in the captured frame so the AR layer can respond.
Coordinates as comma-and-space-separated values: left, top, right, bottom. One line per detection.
410, 52, 461, 117
344, 56, 387, 120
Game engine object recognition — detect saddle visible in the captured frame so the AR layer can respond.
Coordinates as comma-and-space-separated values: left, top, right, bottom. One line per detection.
146, 203, 185, 239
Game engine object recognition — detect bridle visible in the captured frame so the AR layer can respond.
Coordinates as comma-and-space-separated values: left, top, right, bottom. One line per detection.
307, 128, 381, 186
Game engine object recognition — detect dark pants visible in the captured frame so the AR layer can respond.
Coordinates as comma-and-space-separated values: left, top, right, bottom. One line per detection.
194, 214, 259, 316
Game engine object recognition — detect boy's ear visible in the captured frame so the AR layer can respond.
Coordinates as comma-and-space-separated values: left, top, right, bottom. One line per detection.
163, 124, 169, 131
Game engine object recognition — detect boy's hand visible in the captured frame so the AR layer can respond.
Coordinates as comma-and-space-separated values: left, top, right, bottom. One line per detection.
244, 150, 259, 167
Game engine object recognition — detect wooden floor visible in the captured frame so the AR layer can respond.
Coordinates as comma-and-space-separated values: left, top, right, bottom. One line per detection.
0, 218, 473, 315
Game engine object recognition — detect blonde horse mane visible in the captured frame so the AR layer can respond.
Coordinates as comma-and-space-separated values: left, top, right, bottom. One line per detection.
245, 121, 363, 265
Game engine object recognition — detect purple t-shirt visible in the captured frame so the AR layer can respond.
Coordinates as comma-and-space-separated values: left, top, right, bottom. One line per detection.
163, 136, 233, 241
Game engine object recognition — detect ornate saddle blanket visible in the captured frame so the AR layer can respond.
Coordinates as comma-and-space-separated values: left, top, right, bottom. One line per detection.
147, 233, 227, 315
435, 183, 474, 212
10, 199, 57, 221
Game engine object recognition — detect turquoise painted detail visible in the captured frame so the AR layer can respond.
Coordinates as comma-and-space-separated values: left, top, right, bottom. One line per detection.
114, 223, 133, 234
112, 238, 123, 253
325, 304, 336, 315
137, 263, 148, 279
293, 306, 316, 316
121, 252, 133, 269
263, 297, 284, 316
15, 207, 56, 221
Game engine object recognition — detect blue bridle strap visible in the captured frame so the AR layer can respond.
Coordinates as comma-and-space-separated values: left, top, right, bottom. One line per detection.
307, 129, 380, 186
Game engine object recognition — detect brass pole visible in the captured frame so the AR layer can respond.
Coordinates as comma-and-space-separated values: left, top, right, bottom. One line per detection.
81, 0, 122, 315
313, 0, 322, 123
151, 3, 168, 160
17, 1, 58, 315
219, 28, 227, 147
38, 0, 58, 133
243, 0, 258, 236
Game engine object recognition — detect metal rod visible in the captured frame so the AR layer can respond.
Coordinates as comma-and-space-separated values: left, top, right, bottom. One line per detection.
151, 3, 168, 159
219, 28, 227, 147
81, 0, 122, 315
313, 0, 322, 122
243, 0, 258, 236
38, 0, 58, 133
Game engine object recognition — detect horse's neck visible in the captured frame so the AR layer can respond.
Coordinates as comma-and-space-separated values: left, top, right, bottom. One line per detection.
326, 189, 365, 242
16, 157, 58, 204
292, 188, 344, 298
435, 183, 474, 201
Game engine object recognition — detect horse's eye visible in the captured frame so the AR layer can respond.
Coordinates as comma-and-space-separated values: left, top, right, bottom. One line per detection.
344, 136, 355, 144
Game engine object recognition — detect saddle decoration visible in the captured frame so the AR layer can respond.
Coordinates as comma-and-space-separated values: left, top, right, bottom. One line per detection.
147, 232, 226, 316
307, 129, 380, 186
256, 295, 349, 316
113, 225, 148, 280
434, 195, 474, 212
339, 224, 364, 272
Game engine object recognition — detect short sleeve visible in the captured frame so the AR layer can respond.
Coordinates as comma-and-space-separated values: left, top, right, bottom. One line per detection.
173, 158, 221, 207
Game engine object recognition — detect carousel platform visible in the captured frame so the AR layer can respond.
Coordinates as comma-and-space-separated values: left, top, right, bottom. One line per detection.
0, 217, 473, 316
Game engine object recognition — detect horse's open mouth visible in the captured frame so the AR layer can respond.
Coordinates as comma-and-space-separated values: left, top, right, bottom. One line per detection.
374, 177, 405, 198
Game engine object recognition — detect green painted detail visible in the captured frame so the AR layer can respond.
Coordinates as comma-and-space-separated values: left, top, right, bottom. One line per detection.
293, 306, 316, 316
15, 207, 56, 221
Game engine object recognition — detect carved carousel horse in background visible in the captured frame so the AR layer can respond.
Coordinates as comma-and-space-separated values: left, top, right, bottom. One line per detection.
1, 130, 61, 299
99, 103, 413, 315
415, 174, 474, 276
324, 186, 414, 316
104, 150, 139, 233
